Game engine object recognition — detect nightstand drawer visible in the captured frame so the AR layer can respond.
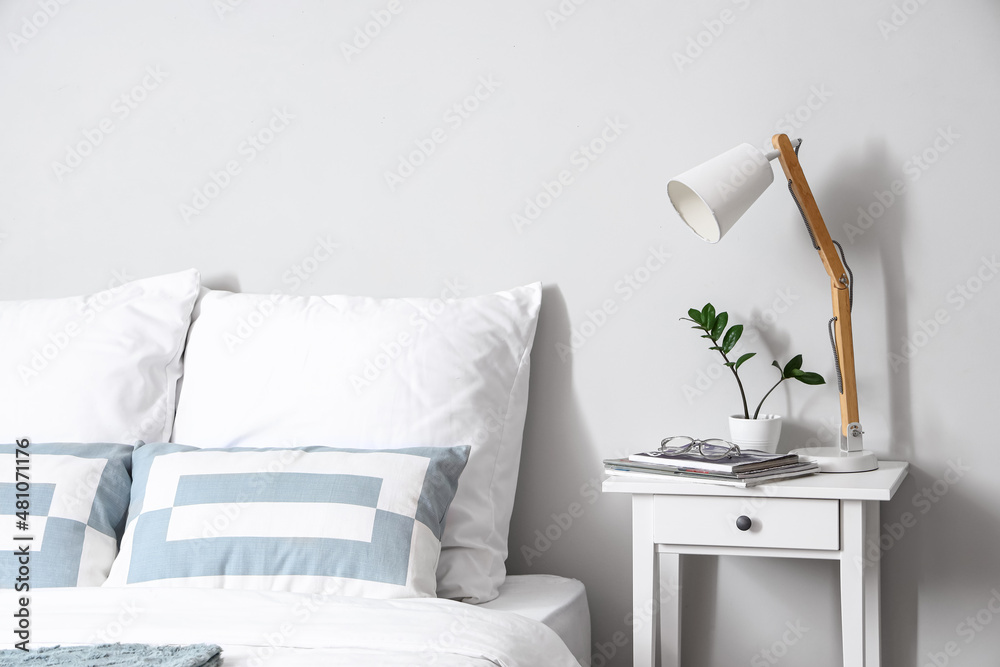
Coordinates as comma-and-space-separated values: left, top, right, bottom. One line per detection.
651, 494, 840, 550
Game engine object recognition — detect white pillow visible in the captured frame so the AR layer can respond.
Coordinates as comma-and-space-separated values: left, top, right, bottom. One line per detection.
171, 284, 541, 603
0, 270, 200, 444
106, 443, 470, 598
0, 442, 133, 587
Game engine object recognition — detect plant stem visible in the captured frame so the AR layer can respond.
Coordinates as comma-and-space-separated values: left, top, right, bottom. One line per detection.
754, 377, 785, 419
715, 343, 750, 420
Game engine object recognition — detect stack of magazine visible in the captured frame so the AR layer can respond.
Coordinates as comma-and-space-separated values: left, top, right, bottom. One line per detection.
604, 445, 819, 488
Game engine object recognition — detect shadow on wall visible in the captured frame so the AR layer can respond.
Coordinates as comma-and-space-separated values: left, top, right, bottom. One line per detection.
507, 283, 599, 561
201, 273, 241, 294
822, 138, 918, 666
506, 284, 633, 665
878, 451, 998, 667
741, 139, 914, 466
769, 139, 916, 462
821, 138, 914, 463
508, 283, 592, 578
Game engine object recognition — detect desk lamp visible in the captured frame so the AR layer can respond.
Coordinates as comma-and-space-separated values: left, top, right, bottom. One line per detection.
667, 134, 877, 473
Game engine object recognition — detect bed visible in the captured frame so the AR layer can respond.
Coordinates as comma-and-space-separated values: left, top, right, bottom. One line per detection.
0, 270, 588, 666
5, 575, 588, 665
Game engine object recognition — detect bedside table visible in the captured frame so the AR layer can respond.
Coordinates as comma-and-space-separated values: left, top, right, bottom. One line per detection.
603, 461, 908, 667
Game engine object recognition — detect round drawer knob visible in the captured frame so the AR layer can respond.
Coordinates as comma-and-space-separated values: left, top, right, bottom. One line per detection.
736, 515, 752, 532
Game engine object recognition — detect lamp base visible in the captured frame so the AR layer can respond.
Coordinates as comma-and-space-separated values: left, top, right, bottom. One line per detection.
791, 446, 878, 473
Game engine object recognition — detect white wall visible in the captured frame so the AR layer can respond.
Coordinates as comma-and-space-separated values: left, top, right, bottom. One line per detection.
3, 1, 1000, 665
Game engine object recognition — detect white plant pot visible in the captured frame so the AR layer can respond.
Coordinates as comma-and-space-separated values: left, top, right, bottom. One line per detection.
728, 414, 782, 453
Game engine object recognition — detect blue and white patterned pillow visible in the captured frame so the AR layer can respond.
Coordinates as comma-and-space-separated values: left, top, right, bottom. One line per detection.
0, 442, 132, 587
105, 443, 470, 598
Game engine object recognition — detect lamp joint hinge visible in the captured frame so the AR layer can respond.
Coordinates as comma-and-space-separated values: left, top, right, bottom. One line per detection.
842, 422, 864, 452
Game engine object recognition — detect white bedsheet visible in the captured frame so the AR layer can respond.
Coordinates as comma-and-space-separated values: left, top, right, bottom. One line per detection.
481, 575, 590, 666
2, 587, 580, 666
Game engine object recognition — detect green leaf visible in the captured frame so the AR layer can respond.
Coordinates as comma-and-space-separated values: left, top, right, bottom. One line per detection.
782, 354, 803, 378
708, 346, 723, 351
724, 362, 735, 367
772, 360, 782, 371
722, 324, 742, 354
687, 309, 703, 326
793, 371, 826, 385
734, 352, 755, 370
711, 312, 728, 340
788, 368, 805, 377
701, 304, 716, 332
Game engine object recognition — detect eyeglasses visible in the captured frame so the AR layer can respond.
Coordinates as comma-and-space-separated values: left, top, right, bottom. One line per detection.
658, 436, 741, 460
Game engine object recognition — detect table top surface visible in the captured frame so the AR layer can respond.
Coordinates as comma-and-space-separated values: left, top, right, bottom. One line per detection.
602, 460, 909, 501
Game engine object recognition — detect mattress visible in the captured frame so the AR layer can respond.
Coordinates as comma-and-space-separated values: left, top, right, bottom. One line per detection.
481, 574, 591, 666
3, 583, 587, 666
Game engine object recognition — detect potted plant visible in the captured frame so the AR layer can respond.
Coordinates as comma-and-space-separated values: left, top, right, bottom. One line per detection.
682, 302, 825, 452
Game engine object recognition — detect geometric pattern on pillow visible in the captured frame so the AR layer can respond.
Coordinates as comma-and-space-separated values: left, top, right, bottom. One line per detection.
0, 443, 132, 587
105, 443, 469, 599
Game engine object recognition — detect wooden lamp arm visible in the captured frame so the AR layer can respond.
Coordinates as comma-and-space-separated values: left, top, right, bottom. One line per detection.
771, 134, 862, 450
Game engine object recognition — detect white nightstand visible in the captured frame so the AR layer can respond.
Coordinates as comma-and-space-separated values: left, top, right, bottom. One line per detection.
603, 461, 908, 667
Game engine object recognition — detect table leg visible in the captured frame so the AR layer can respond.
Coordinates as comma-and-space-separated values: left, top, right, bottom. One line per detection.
658, 552, 682, 667
632, 495, 658, 667
864, 501, 881, 667
840, 499, 867, 666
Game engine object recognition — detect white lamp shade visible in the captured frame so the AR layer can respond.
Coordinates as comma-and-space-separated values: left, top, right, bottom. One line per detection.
667, 143, 775, 243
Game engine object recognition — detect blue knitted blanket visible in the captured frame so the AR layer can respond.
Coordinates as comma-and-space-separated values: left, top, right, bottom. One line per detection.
0, 644, 221, 666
